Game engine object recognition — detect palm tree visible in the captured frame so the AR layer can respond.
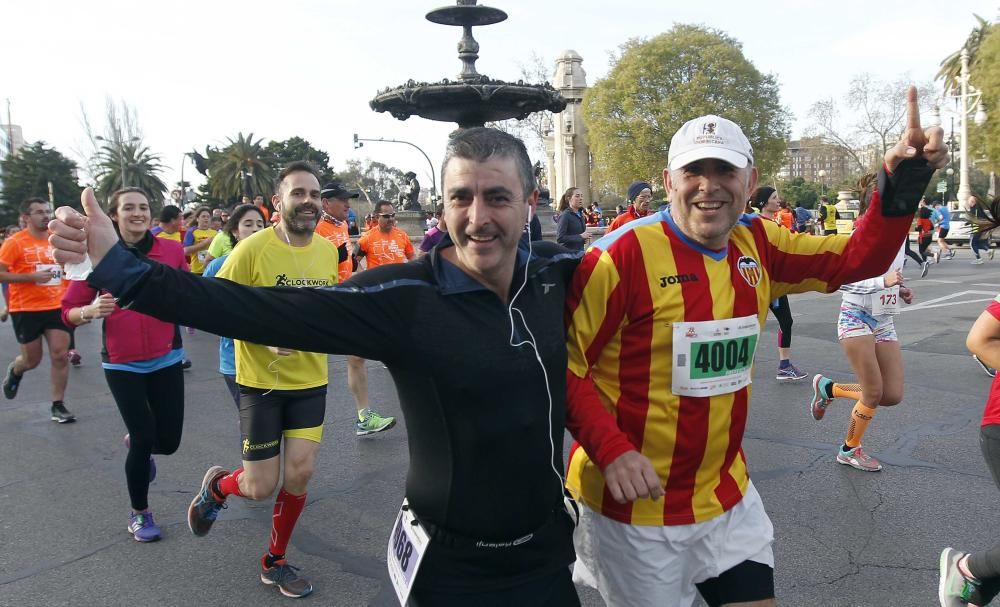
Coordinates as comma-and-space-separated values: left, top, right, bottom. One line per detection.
95, 139, 168, 207
204, 132, 275, 202
936, 14, 993, 95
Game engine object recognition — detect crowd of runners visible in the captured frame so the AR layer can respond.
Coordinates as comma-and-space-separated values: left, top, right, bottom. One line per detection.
0, 85, 994, 606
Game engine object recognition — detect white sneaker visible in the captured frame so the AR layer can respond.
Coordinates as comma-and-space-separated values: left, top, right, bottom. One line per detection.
934, 250, 941, 264
921, 261, 930, 277
972, 258, 985, 265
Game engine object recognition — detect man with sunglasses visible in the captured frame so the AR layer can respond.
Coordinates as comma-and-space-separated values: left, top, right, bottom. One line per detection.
354, 200, 414, 270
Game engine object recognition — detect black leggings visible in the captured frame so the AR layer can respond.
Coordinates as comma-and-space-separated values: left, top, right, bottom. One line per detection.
968, 425, 1000, 594
918, 234, 932, 262
768, 296, 793, 349
104, 363, 185, 511
903, 238, 924, 265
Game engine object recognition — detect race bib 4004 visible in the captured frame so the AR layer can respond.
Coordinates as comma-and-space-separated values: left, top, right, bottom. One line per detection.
672, 316, 760, 397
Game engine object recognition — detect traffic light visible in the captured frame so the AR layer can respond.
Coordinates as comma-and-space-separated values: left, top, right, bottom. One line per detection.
353, 134, 362, 149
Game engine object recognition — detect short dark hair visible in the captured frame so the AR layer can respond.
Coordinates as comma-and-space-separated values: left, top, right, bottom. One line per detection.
277, 161, 321, 194
374, 200, 394, 214
441, 128, 535, 199
820, 195, 830, 203
159, 205, 181, 223
20, 197, 49, 215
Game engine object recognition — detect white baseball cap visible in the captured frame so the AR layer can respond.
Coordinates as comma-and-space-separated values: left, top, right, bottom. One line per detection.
667, 115, 754, 171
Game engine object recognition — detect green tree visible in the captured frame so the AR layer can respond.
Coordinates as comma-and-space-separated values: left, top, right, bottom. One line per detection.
95, 139, 168, 208
194, 132, 275, 204
775, 177, 822, 209
261, 137, 336, 183
969, 24, 999, 173
0, 142, 82, 224
334, 159, 406, 216
937, 15, 993, 96
583, 25, 790, 194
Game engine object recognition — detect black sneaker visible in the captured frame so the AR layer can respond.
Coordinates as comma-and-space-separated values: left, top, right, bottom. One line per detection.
260, 555, 313, 598
51, 402, 76, 423
182, 359, 192, 371
3, 361, 22, 399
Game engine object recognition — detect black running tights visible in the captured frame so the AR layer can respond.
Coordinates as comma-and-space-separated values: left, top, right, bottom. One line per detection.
918, 235, 932, 262
903, 238, 924, 265
968, 424, 1000, 593
104, 363, 185, 511
768, 296, 793, 349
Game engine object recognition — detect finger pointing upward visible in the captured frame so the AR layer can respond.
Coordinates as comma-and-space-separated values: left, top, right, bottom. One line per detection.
906, 85, 921, 131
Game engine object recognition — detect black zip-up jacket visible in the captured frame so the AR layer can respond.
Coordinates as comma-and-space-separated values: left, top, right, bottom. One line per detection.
89, 235, 581, 592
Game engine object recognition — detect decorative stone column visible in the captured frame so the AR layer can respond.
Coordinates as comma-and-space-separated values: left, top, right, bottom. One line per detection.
549, 50, 591, 205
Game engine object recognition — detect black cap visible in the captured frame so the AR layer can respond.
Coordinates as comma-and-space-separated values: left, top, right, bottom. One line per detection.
321, 181, 360, 200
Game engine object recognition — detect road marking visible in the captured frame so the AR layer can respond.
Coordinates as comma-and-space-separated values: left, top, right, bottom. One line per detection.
901, 290, 997, 313
918, 279, 960, 284
972, 283, 1000, 288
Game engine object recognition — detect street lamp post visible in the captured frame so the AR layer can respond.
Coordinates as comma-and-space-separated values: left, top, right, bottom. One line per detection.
817, 169, 827, 198
353, 134, 438, 207
930, 48, 988, 208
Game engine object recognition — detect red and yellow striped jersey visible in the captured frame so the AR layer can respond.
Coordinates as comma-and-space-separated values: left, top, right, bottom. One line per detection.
565, 189, 912, 526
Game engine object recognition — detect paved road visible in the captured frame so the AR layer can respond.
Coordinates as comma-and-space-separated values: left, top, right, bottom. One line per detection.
1, 247, 998, 606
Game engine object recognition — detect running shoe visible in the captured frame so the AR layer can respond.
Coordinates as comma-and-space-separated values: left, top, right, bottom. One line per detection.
776, 364, 807, 383
836, 445, 881, 471
181, 359, 192, 371
123, 433, 157, 482
128, 511, 162, 543
68, 350, 82, 366
949, 249, 956, 260
973, 355, 997, 378
3, 361, 22, 399
938, 547, 982, 607
921, 261, 930, 278
51, 402, 76, 423
990, 249, 996, 261
187, 465, 228, 537
934, 249, 941, 264
809, 374, 834, 420
972, 258, 985, 265
261, 555, 313, 598
0, 306, 7, 322
356, 408, 397, 436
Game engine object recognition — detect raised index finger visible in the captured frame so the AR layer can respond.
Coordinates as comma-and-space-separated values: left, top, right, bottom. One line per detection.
906, 85, 921, 130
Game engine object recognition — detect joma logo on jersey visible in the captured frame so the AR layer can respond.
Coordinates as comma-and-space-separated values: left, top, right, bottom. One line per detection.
659, 273, 699, 288
736, 256, 761, 288
274, 274, 329, 287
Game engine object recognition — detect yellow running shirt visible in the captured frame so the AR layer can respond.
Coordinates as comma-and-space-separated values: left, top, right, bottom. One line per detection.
216, 228, 339, 389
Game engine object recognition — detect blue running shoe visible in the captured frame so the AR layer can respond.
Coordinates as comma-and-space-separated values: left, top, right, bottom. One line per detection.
809, 374, 834, 420
776, 363, 807, 383
187, 466, 228, 537
128, 511, 162, 542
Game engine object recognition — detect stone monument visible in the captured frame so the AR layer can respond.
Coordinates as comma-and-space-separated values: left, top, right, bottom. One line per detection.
544, 50, 592, 207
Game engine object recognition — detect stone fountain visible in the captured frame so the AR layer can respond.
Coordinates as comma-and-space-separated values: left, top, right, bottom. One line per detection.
370, 0, 566, 239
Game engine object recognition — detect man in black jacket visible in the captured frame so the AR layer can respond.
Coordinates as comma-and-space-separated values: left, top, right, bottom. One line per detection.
50, 128, 582, 606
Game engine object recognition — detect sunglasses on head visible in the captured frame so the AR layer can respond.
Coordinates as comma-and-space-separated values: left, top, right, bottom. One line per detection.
379, 213, 396, 219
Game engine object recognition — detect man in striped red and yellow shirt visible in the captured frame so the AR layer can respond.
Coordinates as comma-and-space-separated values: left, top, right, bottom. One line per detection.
565, 93, 947, 607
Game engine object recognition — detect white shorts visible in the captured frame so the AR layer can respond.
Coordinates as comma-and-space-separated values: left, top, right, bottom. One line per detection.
572, 481, 774, 607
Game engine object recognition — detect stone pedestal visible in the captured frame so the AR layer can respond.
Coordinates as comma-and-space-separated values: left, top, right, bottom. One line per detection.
394, 210, 428, 245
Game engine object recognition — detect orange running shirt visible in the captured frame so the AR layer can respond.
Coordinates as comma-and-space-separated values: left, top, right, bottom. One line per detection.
0, 230, 66, 312
314, 217, 353, 281
565, 188, 914, 527
357, 227, 414, 269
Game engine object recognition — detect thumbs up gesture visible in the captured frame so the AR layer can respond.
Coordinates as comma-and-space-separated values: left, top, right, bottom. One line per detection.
48, 187, 120, 267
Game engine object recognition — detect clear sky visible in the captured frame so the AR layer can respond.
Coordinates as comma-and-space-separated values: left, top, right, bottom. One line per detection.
3, 0, 998, 198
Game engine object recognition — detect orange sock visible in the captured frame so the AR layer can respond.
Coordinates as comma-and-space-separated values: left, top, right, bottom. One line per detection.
845, 402, 877, 448
832, 383, 862, 400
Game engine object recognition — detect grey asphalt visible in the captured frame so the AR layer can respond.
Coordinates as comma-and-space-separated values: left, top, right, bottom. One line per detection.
1, 246, 998, 607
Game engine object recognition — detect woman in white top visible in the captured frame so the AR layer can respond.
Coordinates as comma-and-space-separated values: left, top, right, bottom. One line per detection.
807, 191, 915, 472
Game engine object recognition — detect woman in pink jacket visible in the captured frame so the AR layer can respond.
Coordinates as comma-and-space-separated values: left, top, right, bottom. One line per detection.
62, 188, 188, 543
